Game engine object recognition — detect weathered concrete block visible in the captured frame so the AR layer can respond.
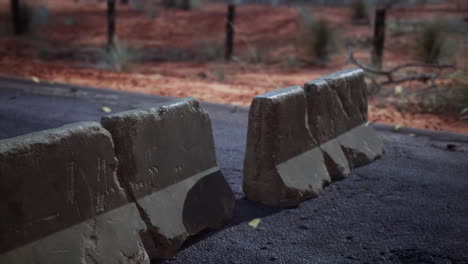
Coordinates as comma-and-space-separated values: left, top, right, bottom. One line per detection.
243, 86, 330, 207
101, 98, 235, 259
304, 69, 368, 143
0, 122, 149, 264
304, 69, 383, 172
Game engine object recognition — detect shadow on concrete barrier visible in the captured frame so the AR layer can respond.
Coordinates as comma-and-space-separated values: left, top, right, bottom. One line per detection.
0, 122, 149, 264
243, 69, 383, 207
101, 97, 235, 259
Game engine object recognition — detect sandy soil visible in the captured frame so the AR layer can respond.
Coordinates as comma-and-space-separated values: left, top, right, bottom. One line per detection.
0, 0, 467, 134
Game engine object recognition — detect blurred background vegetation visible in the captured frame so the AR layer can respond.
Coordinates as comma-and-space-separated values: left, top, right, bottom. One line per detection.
0, 0, 467, 124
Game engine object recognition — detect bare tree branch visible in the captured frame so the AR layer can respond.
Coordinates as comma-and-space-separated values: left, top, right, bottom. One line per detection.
380, 73, 436, 85
389, 62, 454, 73
347, 47, 455, 95
347, 47, 390, 76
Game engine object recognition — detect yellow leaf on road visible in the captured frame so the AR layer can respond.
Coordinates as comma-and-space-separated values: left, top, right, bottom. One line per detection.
394, 124, 402, 131
101, 106, 112, 113
395, 85, 403, 94
248, 218, 261, 229
31, 76, 40, 83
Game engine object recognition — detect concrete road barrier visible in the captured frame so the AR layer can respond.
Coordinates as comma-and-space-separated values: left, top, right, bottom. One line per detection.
101, 97, 235, 259
0, 122, 149, 264
243, 70, 384, 206
243, 86, 331, 207
304, 69, 384, 174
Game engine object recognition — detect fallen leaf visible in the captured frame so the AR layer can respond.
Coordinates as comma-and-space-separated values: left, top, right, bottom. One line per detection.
460, 107, 468, 115
31, 76, 40, 83
394, 124, 402, 131
248, 218, 261, 229
408, 133, 415, 137
101, 106, 112, 113
395, 85, 403, 94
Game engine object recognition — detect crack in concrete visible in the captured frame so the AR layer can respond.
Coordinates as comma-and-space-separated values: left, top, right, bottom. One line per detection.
83, 218, 98, 264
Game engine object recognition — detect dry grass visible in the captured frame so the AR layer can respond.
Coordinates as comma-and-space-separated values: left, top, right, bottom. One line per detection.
296, 9, 337, 65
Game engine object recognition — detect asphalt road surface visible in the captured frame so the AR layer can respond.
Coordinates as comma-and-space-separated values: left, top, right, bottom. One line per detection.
1, 77, 467, 264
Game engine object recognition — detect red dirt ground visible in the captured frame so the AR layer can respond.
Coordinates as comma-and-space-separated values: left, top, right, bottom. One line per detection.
0, 0, 467, 134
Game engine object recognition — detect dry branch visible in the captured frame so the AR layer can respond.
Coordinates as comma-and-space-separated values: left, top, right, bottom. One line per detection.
347, 48, 455, 95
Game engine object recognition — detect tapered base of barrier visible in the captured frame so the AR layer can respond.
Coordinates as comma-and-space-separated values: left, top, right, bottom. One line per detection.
244, 147, 330, 207
320, 139, 351, 181
337, 123, 384, 168
0, 203, 149, 264
136, 167, 235, 259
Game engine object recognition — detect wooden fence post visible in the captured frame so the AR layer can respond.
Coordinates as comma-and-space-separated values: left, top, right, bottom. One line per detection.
107, 0, 116, 50
11, 0, 22, 35
371, 7, 386, 69
225, 4, 235, 61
